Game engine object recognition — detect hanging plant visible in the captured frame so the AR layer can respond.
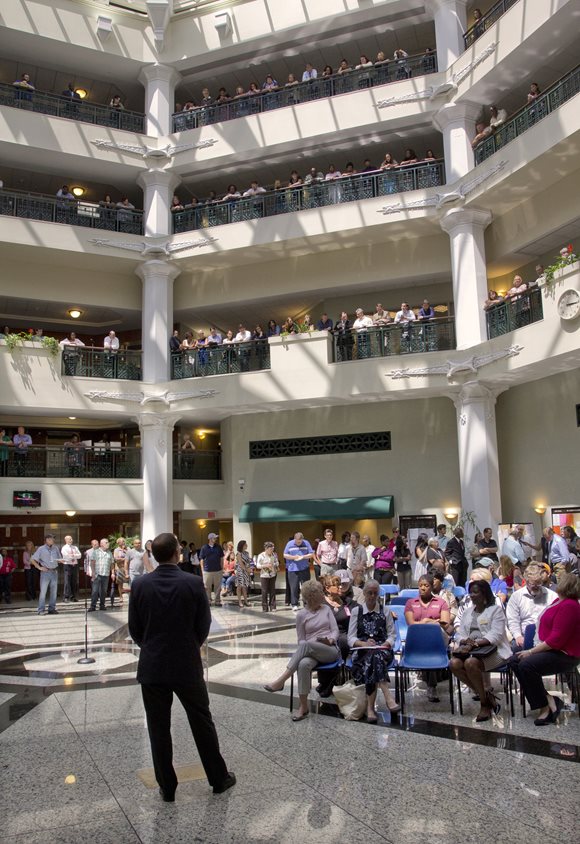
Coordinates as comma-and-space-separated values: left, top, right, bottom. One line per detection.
542, 243, 577, 287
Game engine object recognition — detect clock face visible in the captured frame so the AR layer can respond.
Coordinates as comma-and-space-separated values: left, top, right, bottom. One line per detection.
557, 289, 580, 320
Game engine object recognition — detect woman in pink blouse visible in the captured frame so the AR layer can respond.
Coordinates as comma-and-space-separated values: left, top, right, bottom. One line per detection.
264, 579, 339, 720
405, 574, 450, 702
512, 573, 580, 725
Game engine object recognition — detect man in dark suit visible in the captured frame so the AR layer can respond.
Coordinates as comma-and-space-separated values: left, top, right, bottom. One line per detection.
445, 526, 468, 587
128, 532, 235, 801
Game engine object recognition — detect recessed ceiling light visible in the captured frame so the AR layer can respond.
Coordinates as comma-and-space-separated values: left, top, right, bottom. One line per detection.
68, 308, 83, 319
68, 416, 77, 420
65, 510, 76, 517
71, 186, 85, 197
75, 89, 87, 99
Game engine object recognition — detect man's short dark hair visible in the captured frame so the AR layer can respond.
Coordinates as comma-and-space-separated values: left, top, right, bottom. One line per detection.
45, 533, 54, 540
152, 533, 179, 563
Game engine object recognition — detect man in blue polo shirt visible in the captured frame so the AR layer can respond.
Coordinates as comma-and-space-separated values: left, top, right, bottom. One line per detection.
31, 534, 62, 615
283, 531, 314, 611
199, 532, 224, 607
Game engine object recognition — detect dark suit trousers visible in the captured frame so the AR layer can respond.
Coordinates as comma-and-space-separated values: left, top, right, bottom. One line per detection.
141, 679, 228, 794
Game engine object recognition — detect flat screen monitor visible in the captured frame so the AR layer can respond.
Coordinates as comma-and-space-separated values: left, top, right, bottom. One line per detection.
13, 490, 42, 508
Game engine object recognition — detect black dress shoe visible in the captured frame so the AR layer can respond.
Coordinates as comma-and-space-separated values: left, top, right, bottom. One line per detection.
213, 772, 236, 794
47, 609, 59, 615
158, 787, 175, 803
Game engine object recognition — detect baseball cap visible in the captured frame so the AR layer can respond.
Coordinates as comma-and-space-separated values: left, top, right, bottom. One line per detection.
208, 533, 219, 540
337, 569, 353, 584
477, 557, 494, 568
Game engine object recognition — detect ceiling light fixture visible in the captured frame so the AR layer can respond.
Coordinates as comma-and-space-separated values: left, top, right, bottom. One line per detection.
65, 510, 76, 517
534, 506, 547, 516
68, 416, 77, 420
68, 308, 83, 319
71, 186, 85, 197
444, 510, 458, 522
75, 89, 87, 99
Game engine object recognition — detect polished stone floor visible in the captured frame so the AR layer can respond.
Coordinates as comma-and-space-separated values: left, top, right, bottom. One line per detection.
1, 594, 578, 843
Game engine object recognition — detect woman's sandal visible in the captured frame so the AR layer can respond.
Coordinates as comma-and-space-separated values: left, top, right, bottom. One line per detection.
263, 684, 284, 693
292, 712, 308, 722
486, 691, 501, 715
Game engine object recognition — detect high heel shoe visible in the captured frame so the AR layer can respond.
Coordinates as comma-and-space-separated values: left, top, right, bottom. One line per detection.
486, 691, 501, 716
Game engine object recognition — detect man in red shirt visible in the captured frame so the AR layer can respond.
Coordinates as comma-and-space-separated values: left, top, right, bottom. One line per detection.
0, 548, 17, 604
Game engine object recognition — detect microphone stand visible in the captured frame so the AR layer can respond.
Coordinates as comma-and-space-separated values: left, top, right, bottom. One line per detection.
78, 567, 95, 664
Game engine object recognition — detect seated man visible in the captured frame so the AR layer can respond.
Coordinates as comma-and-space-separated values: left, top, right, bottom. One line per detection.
471, 121, 492, 148
505, 563, 558, 652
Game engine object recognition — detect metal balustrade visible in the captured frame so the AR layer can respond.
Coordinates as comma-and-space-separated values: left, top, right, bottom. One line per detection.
474, 64, 580, 165
173, 161, 445, 233
0, 189, 144, 235
61, 347, 143, 380
0, 446, 141, 479
463, 0, 519, 49
1, 82, 145, 132
172, 52, 438, 131
331, 319, 456, 362
172, 450, 222, 480
171, 342, 271, 379
485, 287, 543, 339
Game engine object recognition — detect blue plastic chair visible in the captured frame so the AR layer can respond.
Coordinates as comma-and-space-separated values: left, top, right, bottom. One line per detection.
389, 605, 408, 648
289, 657, 343, 712
379, 584, 400, 598
397, 625, 454, 714
389, 596, 409, 606
399, 589, 419, 598
452, 586, 466, 599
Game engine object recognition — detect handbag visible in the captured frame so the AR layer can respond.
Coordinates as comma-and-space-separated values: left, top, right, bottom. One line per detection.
333, 680, 367, 720
453, 644, 497, 659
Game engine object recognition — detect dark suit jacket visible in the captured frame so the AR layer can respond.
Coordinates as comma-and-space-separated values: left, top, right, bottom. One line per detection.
445, 537, 467, 567
128, 565, 211, 686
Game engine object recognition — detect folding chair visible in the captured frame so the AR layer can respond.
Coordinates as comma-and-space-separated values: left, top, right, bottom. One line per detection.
390, 596, 409, 606
289, 658, 343, 712
399, 589, 419, 599
452, 586, 466, 600
397, 625, 454, 714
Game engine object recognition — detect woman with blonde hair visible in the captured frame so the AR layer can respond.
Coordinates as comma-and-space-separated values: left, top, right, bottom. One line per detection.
264, 579, 339, 720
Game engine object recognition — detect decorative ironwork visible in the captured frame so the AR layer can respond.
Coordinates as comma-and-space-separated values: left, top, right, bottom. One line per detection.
61, 348, 143, 381
171, 342, 271, 379
1, 83, 145, 131
331, 319, 456, 364
475, 64, 580, 165
0, 445, 141, 479
249, 432, 391, 460
463, 0, 519, 49
485, 288, 544, 338
172, 52, 438, 131
0, 190, 144, 235
172, 449, 222, 480
173, 162, 445, 233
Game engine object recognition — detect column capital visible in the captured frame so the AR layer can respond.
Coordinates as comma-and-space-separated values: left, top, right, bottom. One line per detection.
440, 205, 492, 234
137, 168, 181, 191
432, 100, 481, 132
134, 411, 181, 432
451, 381, 506, 409
135, 258, 181, 282
139, 63, 181, 88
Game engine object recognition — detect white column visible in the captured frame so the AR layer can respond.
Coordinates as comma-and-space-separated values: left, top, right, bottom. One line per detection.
452, 383, 503, 534
138, 411, 180, 542
440, 207, 492, 349
137, 169, 180, 237
433, 101, 481, 182
139, 63, 181, 137
136, 259, 180, 382
429, 0, 468, 71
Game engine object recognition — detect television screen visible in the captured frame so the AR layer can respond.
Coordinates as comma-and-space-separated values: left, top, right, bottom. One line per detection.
13, 490, 42, 508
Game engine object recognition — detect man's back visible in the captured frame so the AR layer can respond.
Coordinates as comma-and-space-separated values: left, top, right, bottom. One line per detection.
129, 566, 210, 685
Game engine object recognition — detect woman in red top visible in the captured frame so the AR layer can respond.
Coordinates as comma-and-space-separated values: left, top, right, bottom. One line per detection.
512, 573, 580, 725
405, 574, 450, 702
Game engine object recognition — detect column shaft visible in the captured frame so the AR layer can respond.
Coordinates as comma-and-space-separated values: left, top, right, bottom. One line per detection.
138, 413, 180, 542
137, 170, 180, 238
136, 259, 180, 382
432, 0, 468, 71
139, 63, 181, 137
433, 102, 481, 182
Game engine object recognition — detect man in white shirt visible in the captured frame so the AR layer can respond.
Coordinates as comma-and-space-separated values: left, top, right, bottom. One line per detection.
346, 532, 367, 576
361, 535, 376, 577
234, 324, 252, 371
394, 302, 415, 347
60, 332, 85, 375
501, 528, 526, 565
242, 181, 266, 197
302, 63, 317, 82
104, 330, 120, 352
352, 307, 373, 358
505, 564, 557, 651
61, 535, 81, 602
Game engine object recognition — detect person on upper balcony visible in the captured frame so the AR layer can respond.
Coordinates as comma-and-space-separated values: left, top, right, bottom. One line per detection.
373, 304, 391, 326
380, 152, 398, 170
418, 300, 436, 321
56, 186, 75, 200
59, 332, 85, 349
285, 74, 300, 87
527, 82, 541, 105
200, 88, 212, 105
400, 148, 418, 166
171, 196, 184, 212
506, 275, 528, 300
221, 185, 241, 202
262, 75, 279, 92
109, 95, 124, 110
316, 313, 333, 331
489, 105, 508, 130
62, 83, 81, 101
169, 330, 181, 353
13, 73, 35, 100
375, 51, 388, 66
302, 63, 317, 82
484, 289, 503, 309
394, 48, 409, 79
322, 65, 334, 78
104, 330, 120, 352
234, 324, 252, 343
337, 59, 352, 75
304, 167, 323, 185
394, 303, 416, 325
243, 180, 266, 197
471, 121, 492, 148
356, 55, 373, 69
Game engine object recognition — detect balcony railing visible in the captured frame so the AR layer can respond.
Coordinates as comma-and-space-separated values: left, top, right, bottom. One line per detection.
61, 347, 143, 380
0, 189, 144, 235
1, 83, 145, 132
0, 446, 141, 478
474, 64, 580, 165
171, 341, 271, 379
485, 287, 543, 339
331, 319, 456, 362
173, 161, 445, 233
172, 449, 222, 480
172, 52, 438, 131
463, 0, 519, 49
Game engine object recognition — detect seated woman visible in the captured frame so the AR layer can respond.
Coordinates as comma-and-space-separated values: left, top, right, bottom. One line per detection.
264, 580, 340, 721
511, 573, 580, 725
450, 579, 511, 721
498, 554, 523, 592
316, 574, 358, 697
405, 574, 450, 702
348, 580, 400, 721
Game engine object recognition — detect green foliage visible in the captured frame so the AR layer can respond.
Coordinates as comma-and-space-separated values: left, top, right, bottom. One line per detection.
543, 244, 577, 287
41, 336, 59, 357
3, 332, 58, 356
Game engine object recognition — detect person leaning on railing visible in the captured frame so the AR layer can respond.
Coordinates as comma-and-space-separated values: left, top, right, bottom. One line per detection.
484, 289, 503, 310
